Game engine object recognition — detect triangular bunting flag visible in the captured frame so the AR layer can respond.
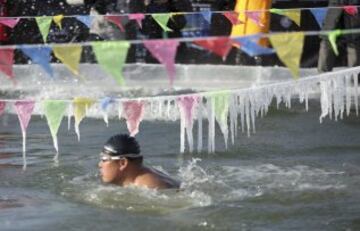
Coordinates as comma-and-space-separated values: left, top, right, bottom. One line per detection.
0, 48, 14, 79
213, 92, 230, 148
76, 15, 93, 28
152, 13, 173, 32
35, 16, 53, 43
269, 32, 305, 78
223, 11, 242, 25
53, 15, 64, 29
100, 97, 114, 126
245, 11, 264, 27
344, 5, 358, 16
105, 16, 125, 32
43, 100, 67, 153
128, 13, 145, 28
328, 30, 342, 56
53, 45, 82, 75
310, 8, 328, 28
20, 46, 53, 77
193, 38, 233, 59
92, 41, 130, 85
122, 101, 145, 137
200, 11, 212, 24
233, 36, 275, 57
0, 18, 20, 28
14, 101, 35, 169
143, 40, 179, 87
270, 8, 301, 26
0, 101, 6, 116
73, 97, 95, 141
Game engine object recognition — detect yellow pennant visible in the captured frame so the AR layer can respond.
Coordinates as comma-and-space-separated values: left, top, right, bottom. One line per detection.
53, 14, 64, 29
73, 97, 95, 140
283, 9, 301, 26
269, 32, 304, 78
53, 45, 82, 75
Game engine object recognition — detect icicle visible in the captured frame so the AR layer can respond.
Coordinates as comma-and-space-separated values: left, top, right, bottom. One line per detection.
118, 103, 123, 120
67, 104, 72, 131
22, 131, 27, 170
197, 100, 203, 153
354, 73, 359, 116
245, 95, 251, 137
346, 74, 352, 116
320, 80, 330, 123
305, 91, 309, 112
229, 94, 237, 145
249, 94, 256, 134
206, 97, 215, 153
180, 112, 185, 153
166, 99, 171, 120
158, 99, 163, 119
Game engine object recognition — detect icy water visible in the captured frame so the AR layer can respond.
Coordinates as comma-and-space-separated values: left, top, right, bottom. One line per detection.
0, 100, 360, 231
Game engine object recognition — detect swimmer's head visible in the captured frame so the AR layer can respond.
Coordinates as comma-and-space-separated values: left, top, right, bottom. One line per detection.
101, 134, 143, 163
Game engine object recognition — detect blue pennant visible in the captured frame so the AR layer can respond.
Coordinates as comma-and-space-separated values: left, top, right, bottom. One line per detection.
76, 15, 93, 28
234, 36, 275, 57
20, 46, 53, 77
200, 11, 212, 24
100, 97, 114, 111
310, 8, 327, 28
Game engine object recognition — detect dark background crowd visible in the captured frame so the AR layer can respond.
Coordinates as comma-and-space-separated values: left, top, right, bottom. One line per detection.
0, 0, 359, 72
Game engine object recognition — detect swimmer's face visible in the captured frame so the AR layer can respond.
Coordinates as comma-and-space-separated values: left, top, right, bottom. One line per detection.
98, 155, 123, 184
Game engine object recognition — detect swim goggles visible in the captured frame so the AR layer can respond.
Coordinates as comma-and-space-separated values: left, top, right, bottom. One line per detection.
100, 152, 143, 162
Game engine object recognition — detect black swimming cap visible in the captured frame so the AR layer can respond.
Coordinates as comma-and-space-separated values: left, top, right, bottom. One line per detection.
102, 134, 141, 156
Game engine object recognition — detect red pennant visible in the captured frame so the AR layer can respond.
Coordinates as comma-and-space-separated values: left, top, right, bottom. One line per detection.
104, 16, 125, 32
223, 11, 243, 25
193, 38, 233, 59
344, 6, 358, 16
122, 101, 145, 136
0, 48, 14, 79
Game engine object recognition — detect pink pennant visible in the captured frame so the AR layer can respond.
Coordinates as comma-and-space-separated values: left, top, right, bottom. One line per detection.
223, 11, 243, 25
143, 39, 179, 87
193, 38, 233, 59
129, 13, 145, 28
0, 101, 6, 116
177, 96, 199, 128
344, 6, 358, 16
122, 101, 145, 136
0, 48, 14, 79
0, 18, 20, 28
105, 15, 125, 32
245, 11, 264, 27
14, 101, 35, 133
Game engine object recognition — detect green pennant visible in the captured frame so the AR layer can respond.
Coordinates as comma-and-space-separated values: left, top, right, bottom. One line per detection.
92, 41, 130, 86
152, 13, 173, 32
270, 8, 284, 15
328, 30, 342, 56
35, 16, 53, 43
213, 92, 230, 126
43, 100, 67, 152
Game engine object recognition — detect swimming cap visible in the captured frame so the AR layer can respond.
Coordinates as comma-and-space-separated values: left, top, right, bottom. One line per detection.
102, 134, 141, 157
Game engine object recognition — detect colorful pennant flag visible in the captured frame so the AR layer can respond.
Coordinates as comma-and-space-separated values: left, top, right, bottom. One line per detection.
100, 97, 115, 126
200, 11, 212, 24
310, 8, 328, 28
0, 101, 6, 116
269, 32, 305, 78
0, 48, 14, 79
344, 5, 358, 16
20, 46, 53, 77
193, 38, 233, 59
233, 36, 275, 57
53, 15, 64, 29
76, 15, 93, 28
152, 13, 173, 32
143, 40, 179, 87
270, 8, 301, 26
105, 16, 125, 32
43, 100, 67, 153
53, 45, 82, 75
35, 16, 53, 43
0, 18, 20, 28
73, 97, 95, 141
122, 101, 145, 137
128, 13, 145, 28
213, 92, 230, 148
92, 41, 130, 85
223, 11, 242, 25
14, 101, 35, 169
245, 11, 264, 27
328, 30, 342, 56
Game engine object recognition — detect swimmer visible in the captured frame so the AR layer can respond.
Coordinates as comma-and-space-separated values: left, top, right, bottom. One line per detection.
98, 134, 180, 189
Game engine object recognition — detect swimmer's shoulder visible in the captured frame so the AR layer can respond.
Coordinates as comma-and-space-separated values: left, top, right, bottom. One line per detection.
135, 169, 180, 190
